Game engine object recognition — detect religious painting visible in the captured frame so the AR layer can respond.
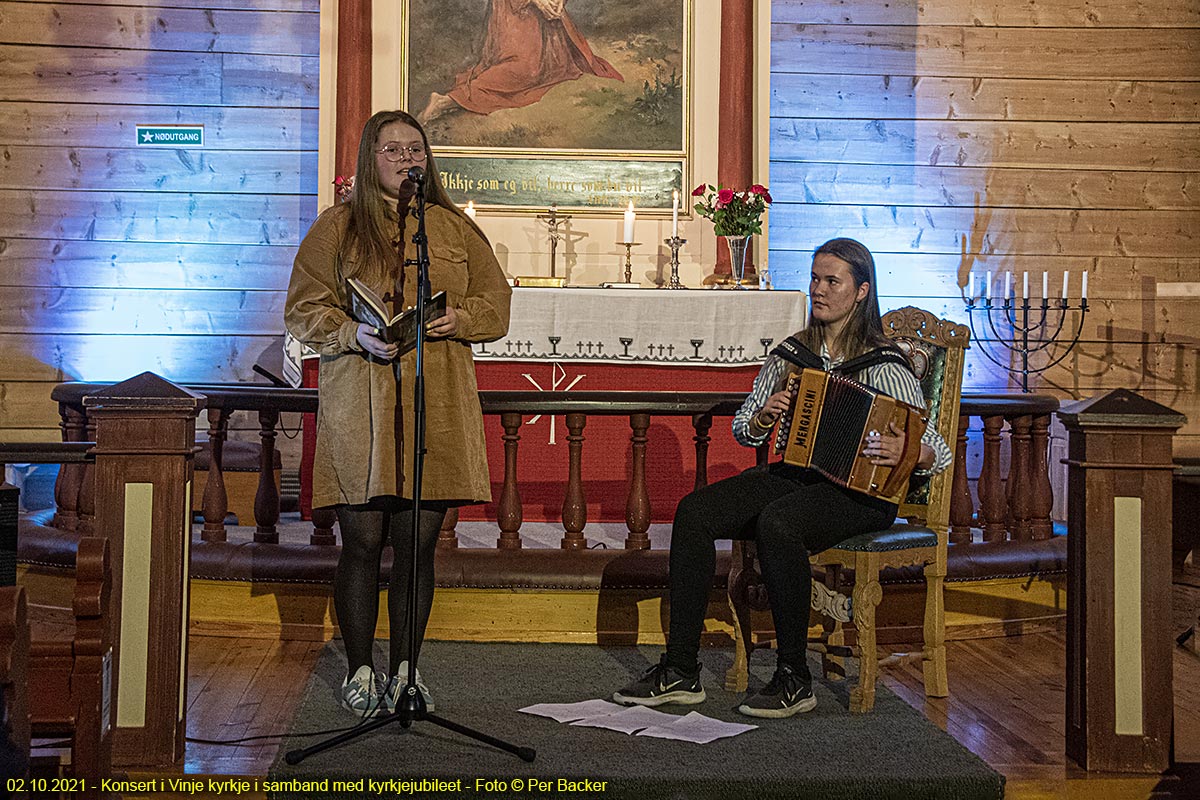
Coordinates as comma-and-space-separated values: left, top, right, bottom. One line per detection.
403, 0, 689, 211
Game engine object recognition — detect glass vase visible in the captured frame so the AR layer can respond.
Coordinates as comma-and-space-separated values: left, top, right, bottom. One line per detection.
724, 235, 752, 289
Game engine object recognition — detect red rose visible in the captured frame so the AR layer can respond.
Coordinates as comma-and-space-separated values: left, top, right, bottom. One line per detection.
750, 184, 766, 195
692, 184, 707, 197
717, 188, 735, 205
762, 189, 773, 204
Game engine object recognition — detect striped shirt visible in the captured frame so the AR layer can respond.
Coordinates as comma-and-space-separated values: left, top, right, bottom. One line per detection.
732, 345, 953, 476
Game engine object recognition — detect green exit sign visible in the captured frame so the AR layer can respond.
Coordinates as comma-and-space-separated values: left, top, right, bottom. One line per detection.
135, 125, 204, 146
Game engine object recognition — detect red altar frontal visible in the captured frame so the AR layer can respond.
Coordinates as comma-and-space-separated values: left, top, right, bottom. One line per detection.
299, 287, 808, 524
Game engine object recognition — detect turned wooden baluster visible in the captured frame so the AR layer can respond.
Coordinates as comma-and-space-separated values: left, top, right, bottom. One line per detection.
53, 403, 86, 532
311, 505, 336, 546
977, 414, 1007, 542
561, 412, 588, 550
1006, 414, 1033, 540
1029, 413, 1054, 539
949, 414, 973, 544
201, 407, 230, 543
692, 412, 712, 491
625, 413, 651, 550
497, 412, 523, 549
253, 408, 280, 544
76, 413, 97, 537
438, 507, 459, 548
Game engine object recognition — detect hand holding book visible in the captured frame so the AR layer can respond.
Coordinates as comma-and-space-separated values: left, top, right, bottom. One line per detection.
345, 277, 449, 359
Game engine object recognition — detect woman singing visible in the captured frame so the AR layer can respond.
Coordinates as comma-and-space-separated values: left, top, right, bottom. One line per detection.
286, 110, 511, 716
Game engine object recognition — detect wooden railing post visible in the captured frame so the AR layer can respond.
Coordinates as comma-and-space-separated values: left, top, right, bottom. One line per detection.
692, 412, 712, 491
83, 372, 203, 768
253, 408, 280, 544
310, 506, 337, 546
438, 507, 459, 549
561, 412, 588, 550
200, 407, 230, 543
1007, 414, 1033, 540
1029, 413, 1054, 539
497, 412, 523, 549
624, 413, 651, 550
77, 412, 98, 537
949, 414, 973, 543
978, 414, 1007, 542
54, 403, 87, 532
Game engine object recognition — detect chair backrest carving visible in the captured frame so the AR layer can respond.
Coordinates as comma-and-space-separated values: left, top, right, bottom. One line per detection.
881, 307, 970, 528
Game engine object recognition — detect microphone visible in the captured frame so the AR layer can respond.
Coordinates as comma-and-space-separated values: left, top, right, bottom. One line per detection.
406, 166, 425, 185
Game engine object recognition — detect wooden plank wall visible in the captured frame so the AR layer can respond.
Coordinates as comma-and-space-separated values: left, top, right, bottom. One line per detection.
0, 0, 319, 443
768, 0, 1200, 454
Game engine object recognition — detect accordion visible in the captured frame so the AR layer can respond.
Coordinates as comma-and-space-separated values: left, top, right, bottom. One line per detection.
775, 368, 928, 504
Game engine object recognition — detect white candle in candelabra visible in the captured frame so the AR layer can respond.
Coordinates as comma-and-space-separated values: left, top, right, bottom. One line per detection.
1042, 271, 1048, 299
1082, 270, 1088, 300
671, 190, 679, 238
623, 201, 636, 243
1022, 271, 1029, 299
984, 270, 992, 299
969, 271, 976, 301
1062, 270, 1069, 299
1005, 271, 1013, 299
464, 200, 477, 220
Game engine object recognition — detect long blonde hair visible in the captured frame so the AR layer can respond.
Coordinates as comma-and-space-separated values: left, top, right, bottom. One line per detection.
795, 238, 892, 360
340, 110, 488, 279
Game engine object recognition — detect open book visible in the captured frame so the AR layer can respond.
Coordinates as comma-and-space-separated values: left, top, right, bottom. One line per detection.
345, 277, 448, 356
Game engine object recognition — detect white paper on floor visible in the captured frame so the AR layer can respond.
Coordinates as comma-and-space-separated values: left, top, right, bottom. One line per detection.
518, 700, 756, 742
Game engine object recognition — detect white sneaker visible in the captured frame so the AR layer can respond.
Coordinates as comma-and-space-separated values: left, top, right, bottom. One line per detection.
340, 664, 382, 717
812, 582, 853, 622
385, 660, 434, 712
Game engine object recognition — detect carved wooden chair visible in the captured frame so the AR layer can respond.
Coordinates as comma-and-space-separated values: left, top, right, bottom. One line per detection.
725, 306, 969, 712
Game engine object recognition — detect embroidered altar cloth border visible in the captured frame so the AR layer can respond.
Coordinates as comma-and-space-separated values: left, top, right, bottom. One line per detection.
471, 287, 808, 367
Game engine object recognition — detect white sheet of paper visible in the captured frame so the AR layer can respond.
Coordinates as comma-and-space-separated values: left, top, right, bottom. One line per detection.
517, 699, 624, 723
568, 705, 677, 734
635, 711, 758, 744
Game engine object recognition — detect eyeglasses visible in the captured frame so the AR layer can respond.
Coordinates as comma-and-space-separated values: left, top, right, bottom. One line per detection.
375, 144, 427, 162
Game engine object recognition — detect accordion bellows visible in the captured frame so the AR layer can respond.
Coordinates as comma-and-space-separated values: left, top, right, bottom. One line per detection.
777, 368, 927, 504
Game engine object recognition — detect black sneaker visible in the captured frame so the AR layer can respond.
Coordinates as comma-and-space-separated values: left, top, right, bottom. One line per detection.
737, 662, 817, 718
612, 659, 706, 707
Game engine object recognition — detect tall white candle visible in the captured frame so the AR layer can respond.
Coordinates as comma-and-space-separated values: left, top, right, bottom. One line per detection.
623, 201, 636, 243
1042, 271, 1048, 299
1081, 270, 1088, 300
1062, 270, 1069, 299
671, 190, 679, 238
464, 200, 477, 220
1022, 271, 1029, 300
985, 270, 992, 300
969, 271, 976, 301
1005, 271, 1013, 300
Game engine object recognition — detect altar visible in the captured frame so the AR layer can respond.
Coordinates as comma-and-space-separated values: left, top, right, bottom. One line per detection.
299, 287, 808, 525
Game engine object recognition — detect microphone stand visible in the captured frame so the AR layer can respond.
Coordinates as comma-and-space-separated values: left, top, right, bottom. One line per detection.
286, 167, 535, 765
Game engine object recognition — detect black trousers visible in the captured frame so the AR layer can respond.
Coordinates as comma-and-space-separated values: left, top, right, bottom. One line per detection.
664, 462, 896, 682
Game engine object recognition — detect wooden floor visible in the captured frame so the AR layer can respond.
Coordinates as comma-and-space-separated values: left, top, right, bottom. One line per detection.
170, 629, 1200, 799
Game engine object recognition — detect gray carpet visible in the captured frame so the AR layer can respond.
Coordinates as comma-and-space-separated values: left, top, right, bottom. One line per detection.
268, 641, 1004, 800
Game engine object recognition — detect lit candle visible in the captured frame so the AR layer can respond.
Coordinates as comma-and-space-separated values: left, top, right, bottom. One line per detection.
984, 270, 992, 300
1081, 270, 1088, 300
969, 271, 976, 301
464, 200, 477, 220
1042, 271, 1048, 299
1061, 270, 1069, 299
623, 201, 636, 243
1022, 271, 1029, 300
671, 190, 679, 239
1004, 271, 1012, 300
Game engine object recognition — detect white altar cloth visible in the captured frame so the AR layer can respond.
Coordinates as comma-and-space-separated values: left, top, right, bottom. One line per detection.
472, 287, 808, 367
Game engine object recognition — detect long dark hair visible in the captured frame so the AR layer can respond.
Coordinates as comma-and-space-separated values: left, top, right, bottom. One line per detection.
796, 237, 891, 360
340, 110, 487, 279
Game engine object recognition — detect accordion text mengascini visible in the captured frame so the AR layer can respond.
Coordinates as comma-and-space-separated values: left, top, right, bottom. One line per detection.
776, 368, 927, 504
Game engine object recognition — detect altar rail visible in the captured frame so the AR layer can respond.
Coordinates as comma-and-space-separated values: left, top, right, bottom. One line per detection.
43, 383, 1058, 553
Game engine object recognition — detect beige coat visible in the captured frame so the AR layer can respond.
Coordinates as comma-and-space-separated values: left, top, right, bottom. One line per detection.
284, 203, 511, 508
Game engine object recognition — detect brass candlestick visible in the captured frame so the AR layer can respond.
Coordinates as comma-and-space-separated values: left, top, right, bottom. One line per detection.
664, 236, 686, 289
601, 243, 642, 288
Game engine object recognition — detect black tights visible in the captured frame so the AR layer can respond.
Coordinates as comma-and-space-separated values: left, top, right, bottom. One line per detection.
664, 462, 895, 682
334, 498, 446, 677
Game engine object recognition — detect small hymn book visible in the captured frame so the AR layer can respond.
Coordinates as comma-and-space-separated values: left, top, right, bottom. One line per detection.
345, 277, 447, 356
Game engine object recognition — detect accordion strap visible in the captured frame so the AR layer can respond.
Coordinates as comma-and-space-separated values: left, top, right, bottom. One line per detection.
771, 336, 914, 380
